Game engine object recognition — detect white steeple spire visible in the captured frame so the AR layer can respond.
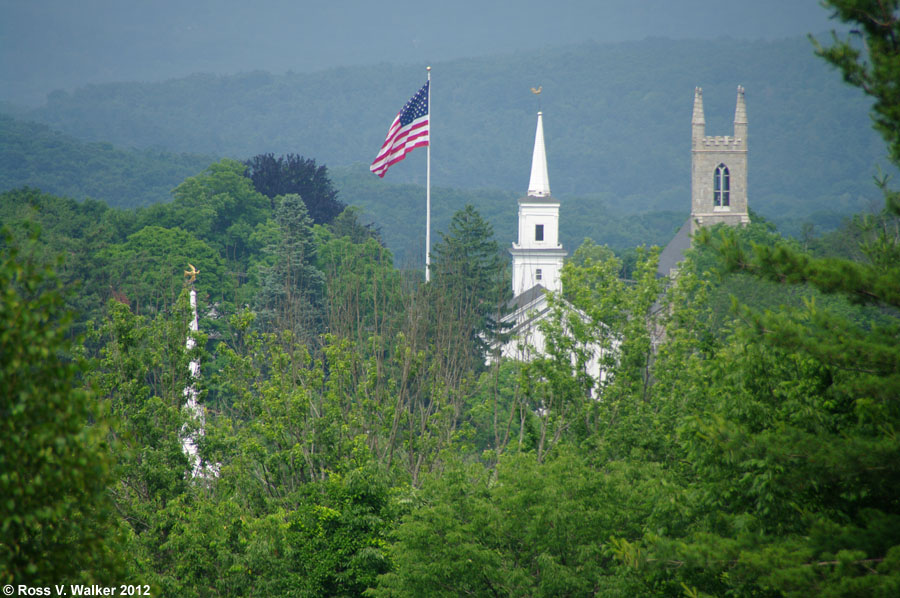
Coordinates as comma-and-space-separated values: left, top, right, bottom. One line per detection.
527, 111, 551, 197
511, 109, 565, 297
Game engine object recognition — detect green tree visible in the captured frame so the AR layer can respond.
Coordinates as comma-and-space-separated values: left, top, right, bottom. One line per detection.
0, 233, 126, 584
429, 205, 509, 380
375, 451, 667, 598
86, 290, 208, 595
609, 8, 900, 587
97, 226, 225, 316
511, 242, 662, 460
814, 1, 900, 170
244, 153, 345, 225
139, 158, 271, 299
315, 226, 401, 344
328, 205, 383, 245
255, 193, 325, 341
0, 187, 139, 326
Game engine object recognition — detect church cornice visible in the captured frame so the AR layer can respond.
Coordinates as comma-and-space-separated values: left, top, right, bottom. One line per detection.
692, 147, 746, 154
509, 246, 568, 257
518, 195, 559, 205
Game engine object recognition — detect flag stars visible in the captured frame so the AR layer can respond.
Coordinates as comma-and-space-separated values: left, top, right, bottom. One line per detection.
371, 81, 430, 177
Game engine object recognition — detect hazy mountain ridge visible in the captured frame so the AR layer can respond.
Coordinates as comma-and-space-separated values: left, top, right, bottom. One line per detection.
0, 114, 214, 209
4, 36, 888, 262
20, 36, 888, 222
1, 1, 836, 106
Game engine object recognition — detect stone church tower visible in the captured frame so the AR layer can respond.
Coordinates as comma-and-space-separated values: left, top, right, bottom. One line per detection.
690, 86, 751, 233
510, 111, 567, 296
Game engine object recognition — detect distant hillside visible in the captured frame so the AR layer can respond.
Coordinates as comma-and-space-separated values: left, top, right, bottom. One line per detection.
22, 36, 891, 225
0, 115, 213, 208
329, 164, 687, 265
0, 113, 685, 264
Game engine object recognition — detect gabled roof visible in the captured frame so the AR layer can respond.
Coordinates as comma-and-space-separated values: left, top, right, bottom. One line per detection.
507, 283, 548, 312
656, 218, 692, 278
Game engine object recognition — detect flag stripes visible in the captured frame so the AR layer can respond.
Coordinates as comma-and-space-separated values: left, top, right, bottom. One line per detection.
371, 81, 429, 177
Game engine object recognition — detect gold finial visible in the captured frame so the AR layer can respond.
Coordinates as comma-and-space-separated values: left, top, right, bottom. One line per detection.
184, 263, 199, 284
531, 86, 542, 95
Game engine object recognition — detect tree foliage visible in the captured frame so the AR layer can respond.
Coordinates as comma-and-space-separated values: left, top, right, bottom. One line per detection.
0, 114, 212, 209
5, 3, 900, 595
244, 153, 345, 225
254, 193, 325, 341
97, 226, 226, 315
0, 232, 126, 584
814, 0, 900, 170
429, 205, 509, 377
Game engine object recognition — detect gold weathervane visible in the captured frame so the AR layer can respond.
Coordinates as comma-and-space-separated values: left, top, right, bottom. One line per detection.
184, 263, 199, 284
531, 86, 542, 95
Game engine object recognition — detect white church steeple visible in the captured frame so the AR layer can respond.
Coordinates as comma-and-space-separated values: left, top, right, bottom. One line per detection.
510, 111, 567, 297
527, 111, 551, 197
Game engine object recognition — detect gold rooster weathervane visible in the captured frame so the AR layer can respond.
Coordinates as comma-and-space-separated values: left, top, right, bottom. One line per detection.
184, 263, 199, 284
531, 85, 542, 111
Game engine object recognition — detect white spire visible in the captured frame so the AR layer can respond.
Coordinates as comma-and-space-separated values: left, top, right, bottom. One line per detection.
181, 285, 206, 478
181, 271, 218, 478
527, 111, 551, 197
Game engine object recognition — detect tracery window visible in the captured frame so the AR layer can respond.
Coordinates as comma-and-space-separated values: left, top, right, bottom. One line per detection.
714, 164, 730, 207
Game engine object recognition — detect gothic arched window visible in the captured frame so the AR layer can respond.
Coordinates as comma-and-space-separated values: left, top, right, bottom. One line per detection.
714, 164, 730, 207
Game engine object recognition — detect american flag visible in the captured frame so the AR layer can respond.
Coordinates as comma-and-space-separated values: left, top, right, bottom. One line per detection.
370, 81, 429, 177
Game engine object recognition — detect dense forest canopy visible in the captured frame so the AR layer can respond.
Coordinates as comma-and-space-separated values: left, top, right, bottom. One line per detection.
3, 2, 900, 596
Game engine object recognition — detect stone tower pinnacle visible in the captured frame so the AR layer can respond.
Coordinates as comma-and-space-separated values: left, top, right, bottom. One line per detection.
692, 87, 705, 144
527, 111, 551, 198
690, 86, 750, 233
734, 85, 747, 141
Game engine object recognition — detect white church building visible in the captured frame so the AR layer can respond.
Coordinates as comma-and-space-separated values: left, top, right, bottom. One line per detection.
490, 110, 608, 384
493, 86, 750, 387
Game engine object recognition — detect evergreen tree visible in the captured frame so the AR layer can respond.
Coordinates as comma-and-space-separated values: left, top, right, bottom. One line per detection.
429, 204, 509, 375
328, 205, 383, 245
814, 1, 900, 170
255, 193, 325, 341
615, 6, 900, 593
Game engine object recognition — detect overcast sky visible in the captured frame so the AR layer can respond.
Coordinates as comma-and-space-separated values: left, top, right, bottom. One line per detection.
1, 0, 840, 106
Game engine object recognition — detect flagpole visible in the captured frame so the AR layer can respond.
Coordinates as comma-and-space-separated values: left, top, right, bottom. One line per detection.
425, 66, 432, 282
